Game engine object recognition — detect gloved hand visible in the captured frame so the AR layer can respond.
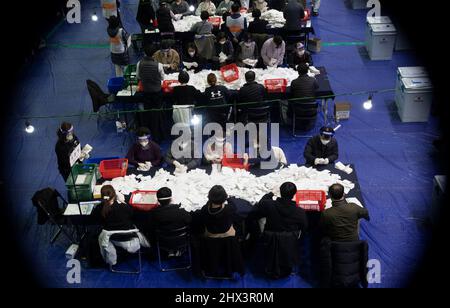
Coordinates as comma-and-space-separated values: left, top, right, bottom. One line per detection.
243, 153, 249, 165
192, 62, 198, 68
323, 158, 329, 165
314, 158, 326, 165
116, 192, 126, 204
163, 64, 171, 68
270, 58, 278, 67
137, 162, 146, 169
173, 161, 181, 168
145, 161, 152, 168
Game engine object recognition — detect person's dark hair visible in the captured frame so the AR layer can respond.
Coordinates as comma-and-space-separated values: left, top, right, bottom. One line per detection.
136, 127, 151, 137
207, 73, 217, 86
157, 187, 172, 206
280, 182, 297, 200
187, 42, 197, 53
242, 32, 252, 42
160, 40, 170, 50
252, 8, 261, 19
57, 122, 73, 140
320, 126, 334, 140
201, 10, 210, 20
178, 71, 190, 84
297, 63, 309, 75
144, 44, 156, 57
273, 35, 283, 46
329, 183, 345, 200
216, 31, 226, 41
245, 71, 256, 82
222, 11, 231, 21
208, 185, 228, 205
231, 2, 240, 13
101, 185, 117, 218
107, 15, 120, 31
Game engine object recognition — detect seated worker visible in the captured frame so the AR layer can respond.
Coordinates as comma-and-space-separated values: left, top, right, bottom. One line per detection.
136, 0, 156, 33
152, 41, 180, 74
171, 0, 192, 17
182, 43, 206, 72
55, 122, 81, 181
93, 185, 134, 232
246, 139, 287, 169
253, 0, 268, 13
172, 71, 201, 126
237, 33, 259, 68
165, 137, 202, 171
303, 126, 339, 167
151, 187, 192, 232
191, 10, 214, 35
195, 0, 216, 16
283, 0, 305, 32
288, 42, 313, 69
237, 71, 266, 122
216, 0, 233, 15
203, 135, 234, 165
212, 32, 234, 69
320, 183, 370, 241
248, 9, 268, 34
126, 127, 163, 170
199, 185, 237, 238
290, 63, 318, 99
260, 35, 286, 68
202, 73, 231, 126
156, 2, 178, 33
225, 3, 248, 44
249, 182, 308, 234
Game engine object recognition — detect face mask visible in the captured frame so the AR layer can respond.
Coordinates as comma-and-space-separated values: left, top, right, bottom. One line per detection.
140, 141, 149, 148
66, 134, 74, 141
258, 0, 264, 3
245, 42, 252, 48
225, 0, 230, 3
297, 50, 305, 56
320, 138, 330, 146
219, 40, 226, 45
188, 51, 195, 57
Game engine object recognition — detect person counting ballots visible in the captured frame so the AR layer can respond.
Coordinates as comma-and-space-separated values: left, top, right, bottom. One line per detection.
303, 126, 339, 167
55, 122, 82, 181
126, 127, 163, 171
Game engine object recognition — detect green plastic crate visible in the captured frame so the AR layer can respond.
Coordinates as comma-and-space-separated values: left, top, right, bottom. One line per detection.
124, 64, 138, 86
65, 163, 100, 202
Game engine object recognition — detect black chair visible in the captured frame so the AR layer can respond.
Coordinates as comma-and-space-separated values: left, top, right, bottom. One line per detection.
319, 237, 369, 288
86, 80, 115, 113
31, 188, 77, 245
200, 236, 245, 279
206, 105, 232, 128
246, 105, 272, 124
155, 226, 192, 272
289, 99, 318, 136
109, 231, 142, 275
262, 230, 302, 279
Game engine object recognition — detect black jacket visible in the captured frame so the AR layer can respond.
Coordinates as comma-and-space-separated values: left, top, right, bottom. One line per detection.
320, 237, 369, 288
237, 81, 266, 106
156, 7, 175, 32
182, 52, 205, 73
262, 230, 300, 278
198, 202, 236, 235
55, 136, 80, 181
289, 74, 319, 101
319, 199, 370, 242
93, 202, 135, 231
283, 0, 305, 31
250, 193, 308, 233
172, 84, 201, 105
149, 203, 192, 232
303, 135, 339, 166
136, 0, 156, 27
164, 141, 202, 169
288, 50, 313, 68
248, 18, 269, 34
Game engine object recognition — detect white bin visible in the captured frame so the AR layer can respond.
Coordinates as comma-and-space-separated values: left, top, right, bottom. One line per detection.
396, 77, 433, 122
395, 67, 428, 96
350, 0, 368, 10
366, 16, 393, 48
366, 23, 396, 60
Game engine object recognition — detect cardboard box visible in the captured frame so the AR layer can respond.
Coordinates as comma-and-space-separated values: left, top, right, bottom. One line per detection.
308, 37, 322, 53
334, 102, 351, 120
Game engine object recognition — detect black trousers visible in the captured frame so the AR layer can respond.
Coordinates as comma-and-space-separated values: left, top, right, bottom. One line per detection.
138, 92, 168, 143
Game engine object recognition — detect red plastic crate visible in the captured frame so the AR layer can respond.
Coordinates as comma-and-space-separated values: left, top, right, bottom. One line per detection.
264, 78, 288, 93
208, 17, 222, 27
162, 80, 180, 93
295, 190, 326, 211
220, 64, 240, 83
99, 159, 128, 179
129, 190, 159, 211
222, 154, 249, 171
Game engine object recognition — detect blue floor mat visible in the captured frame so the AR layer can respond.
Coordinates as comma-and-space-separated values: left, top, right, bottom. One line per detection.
0, 0, 441, 288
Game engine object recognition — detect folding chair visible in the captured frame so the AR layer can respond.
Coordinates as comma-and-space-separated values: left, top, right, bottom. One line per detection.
109, 231, 143, 275
156, 226, 192, 272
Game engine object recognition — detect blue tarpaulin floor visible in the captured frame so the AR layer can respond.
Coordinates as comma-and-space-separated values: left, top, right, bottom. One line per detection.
0, 0, 441, 287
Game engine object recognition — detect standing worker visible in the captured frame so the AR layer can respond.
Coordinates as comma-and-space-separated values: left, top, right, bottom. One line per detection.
55, 122, 81, 181
107, 15, 130, 77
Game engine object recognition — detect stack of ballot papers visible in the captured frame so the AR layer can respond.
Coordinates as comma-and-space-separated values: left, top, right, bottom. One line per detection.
64, 201, 101, 216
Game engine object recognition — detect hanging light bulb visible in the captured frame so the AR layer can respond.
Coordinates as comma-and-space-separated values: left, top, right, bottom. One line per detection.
91, 12, 98, 21
363, 94, 373, 110
25, 121, 35, 134
189, 5, 195, 12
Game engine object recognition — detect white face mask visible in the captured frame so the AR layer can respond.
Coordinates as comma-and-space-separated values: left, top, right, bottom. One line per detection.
66, 134, 74, 141
219, 40, 226, 45
245, 42, 252, 47
225, 0, 230, 3
188, 51, 195, 57
320, 138, 330, 146
297, 50, 305, 56
140, 141, 149, 148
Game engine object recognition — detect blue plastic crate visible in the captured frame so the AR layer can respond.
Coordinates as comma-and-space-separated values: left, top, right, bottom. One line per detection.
107, 77, 125, 94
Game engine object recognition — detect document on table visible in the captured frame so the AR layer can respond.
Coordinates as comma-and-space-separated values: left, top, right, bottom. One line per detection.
325, 197, 364, 210
64, 201, 101, 216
